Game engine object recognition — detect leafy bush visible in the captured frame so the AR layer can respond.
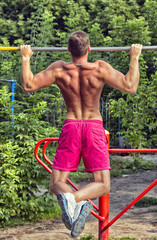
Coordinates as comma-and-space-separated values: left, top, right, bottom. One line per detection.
0, 86, 60, 226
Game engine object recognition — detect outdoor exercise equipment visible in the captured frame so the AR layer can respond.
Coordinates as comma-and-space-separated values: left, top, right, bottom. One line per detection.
0, 46, 157, 52
1, 45, 157, 239
34, 133, 157, 240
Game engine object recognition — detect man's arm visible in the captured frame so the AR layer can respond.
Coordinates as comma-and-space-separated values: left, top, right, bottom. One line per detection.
101, 44, 142, 93
20, 45, 63, 93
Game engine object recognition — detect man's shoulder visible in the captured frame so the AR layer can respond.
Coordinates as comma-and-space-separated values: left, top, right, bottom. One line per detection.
94, 59, 108, 66
46, 60, 66, 70
93, 60, 111, 71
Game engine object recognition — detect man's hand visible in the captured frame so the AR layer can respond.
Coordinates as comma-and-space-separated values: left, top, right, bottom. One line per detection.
129, 44, 142, 58
20, 45, 33, 59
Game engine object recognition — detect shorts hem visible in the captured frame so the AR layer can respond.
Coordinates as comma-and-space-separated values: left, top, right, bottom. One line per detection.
85, 167, 111, 172
52, 166, 77, 172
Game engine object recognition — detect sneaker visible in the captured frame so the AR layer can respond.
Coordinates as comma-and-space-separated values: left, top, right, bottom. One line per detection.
57, 192, 76, 230
71, 201, 93, 237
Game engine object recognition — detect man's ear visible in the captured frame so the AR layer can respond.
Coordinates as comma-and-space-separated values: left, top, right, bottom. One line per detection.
68, 46, 71, 52
88, 45, 91, 53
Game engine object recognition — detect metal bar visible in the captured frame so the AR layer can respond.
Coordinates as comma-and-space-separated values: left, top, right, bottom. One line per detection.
42, 141, 54, 166
0, 47, 19, 51
99, 131, 110, 240
11, 81, 16, 138
34, 140, 52, 174
99, 194, 109, 240
0, 46, 157, 52
109, 149, 157, 153
101, 179, 157, 233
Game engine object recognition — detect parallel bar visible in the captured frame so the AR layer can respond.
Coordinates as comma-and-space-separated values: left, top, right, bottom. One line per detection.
0, 46, 157, 52
109, 149, 157, 153
101, 179, 157, 233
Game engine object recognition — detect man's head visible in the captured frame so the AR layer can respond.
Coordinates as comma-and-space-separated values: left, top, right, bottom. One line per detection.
68, 31, 90, 57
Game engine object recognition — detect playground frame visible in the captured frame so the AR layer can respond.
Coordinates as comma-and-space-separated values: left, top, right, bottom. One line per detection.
34, 132, 157, 240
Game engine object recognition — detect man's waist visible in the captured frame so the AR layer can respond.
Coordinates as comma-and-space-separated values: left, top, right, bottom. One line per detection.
64, 119, 103, 125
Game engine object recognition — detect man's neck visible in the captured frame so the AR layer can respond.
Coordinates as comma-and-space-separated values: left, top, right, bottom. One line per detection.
71, 54, 88, 66
72, 61, 87, 66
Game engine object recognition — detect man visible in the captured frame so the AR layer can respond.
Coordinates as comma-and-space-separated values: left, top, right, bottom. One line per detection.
20, 31, 142, 237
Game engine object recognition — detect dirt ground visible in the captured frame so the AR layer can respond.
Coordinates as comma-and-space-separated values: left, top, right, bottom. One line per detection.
0, 168, 157, 240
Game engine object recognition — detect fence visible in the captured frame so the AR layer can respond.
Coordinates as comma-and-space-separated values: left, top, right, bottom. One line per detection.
34, 131, 157, 240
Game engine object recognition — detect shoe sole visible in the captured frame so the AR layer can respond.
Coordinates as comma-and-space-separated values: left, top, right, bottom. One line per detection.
71, 201, 93, 238
57, 193, 72, 230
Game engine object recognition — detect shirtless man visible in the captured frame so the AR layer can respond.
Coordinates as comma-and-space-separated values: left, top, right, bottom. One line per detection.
20, 31, 142, 237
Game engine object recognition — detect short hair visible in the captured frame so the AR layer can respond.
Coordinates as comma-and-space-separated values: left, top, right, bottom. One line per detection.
68, 31, 90, 57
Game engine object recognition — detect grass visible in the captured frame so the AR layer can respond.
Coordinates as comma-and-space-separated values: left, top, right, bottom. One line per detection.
135, 196, 157, 208
80, 235, 96, 240
110, 155, 156, 178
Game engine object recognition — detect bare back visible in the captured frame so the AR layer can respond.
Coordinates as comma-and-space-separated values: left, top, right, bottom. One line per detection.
21, 43, 142, 121
56, 61, 104, 120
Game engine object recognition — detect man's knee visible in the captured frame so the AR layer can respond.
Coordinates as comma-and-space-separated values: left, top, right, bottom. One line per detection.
104, 181, 110, 194
49, 169, 69, 193
93, 170, 110, 194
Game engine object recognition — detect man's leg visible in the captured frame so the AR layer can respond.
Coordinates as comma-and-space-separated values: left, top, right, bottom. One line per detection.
73, 170, 110, 202
71, 170, 110, 237
50, 169, 73, 195
50, 169, 76, 230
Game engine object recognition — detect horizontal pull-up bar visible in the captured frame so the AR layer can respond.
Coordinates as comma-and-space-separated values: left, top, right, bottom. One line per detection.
0, 46, 157, 52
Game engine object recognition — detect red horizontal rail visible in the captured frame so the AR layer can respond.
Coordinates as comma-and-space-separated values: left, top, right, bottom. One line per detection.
101, 179, 157, 233
109, 149, 157, 153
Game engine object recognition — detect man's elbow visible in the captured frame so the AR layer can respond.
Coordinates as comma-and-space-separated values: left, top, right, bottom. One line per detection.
125, 81, 138, 94
22, 83, 34, 93
23, 87, 32, 93
127, 87, 137, 94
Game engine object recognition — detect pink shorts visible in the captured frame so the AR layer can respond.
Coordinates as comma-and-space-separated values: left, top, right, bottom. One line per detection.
52, 119, 110, 172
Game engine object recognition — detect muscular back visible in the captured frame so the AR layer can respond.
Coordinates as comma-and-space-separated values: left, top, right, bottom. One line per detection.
56, 61, 105, 120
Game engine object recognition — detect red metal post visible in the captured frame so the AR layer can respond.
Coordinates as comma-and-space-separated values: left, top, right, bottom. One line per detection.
99, 194, 109, 240
98, 130, 110, 240
101, 179, 157, 233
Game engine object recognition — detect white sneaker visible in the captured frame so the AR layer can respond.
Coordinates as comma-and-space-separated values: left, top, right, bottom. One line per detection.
71, 201, 93, 237
57, 192, 76, 230
73, 201, 87, 222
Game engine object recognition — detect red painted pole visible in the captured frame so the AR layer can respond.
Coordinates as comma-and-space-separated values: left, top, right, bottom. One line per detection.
99, 130, 110, 240
101, 179, 157, 233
